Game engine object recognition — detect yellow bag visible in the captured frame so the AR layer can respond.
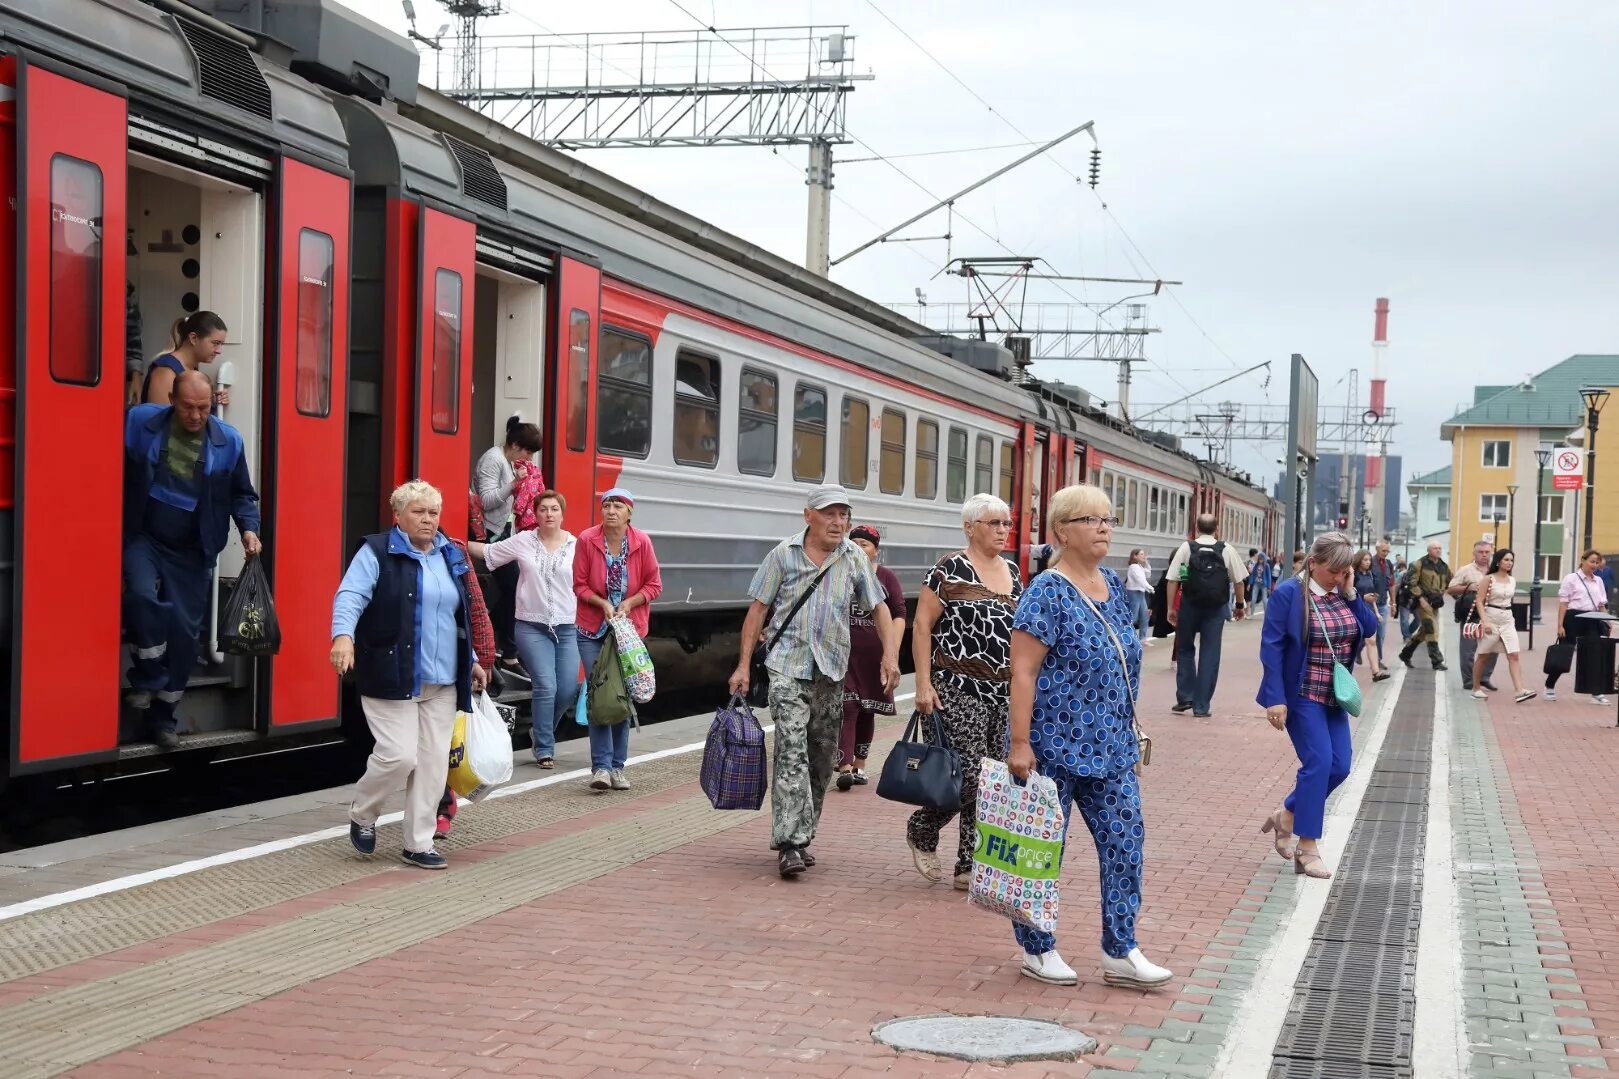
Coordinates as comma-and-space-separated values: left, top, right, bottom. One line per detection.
446, 693, 513, 801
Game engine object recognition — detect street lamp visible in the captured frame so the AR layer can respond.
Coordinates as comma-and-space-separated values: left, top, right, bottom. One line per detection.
1532, 445, 1551, 645
1506, 483, 1518, 553
1581, 386, 1610, 554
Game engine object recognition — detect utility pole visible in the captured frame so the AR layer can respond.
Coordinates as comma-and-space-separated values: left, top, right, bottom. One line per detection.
806, 138, 834, 276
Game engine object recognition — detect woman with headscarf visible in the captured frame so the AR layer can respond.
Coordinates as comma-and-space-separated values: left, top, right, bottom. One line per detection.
836, 524, 906, 790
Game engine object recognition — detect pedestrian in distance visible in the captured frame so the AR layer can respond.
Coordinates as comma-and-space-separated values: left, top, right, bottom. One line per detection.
475, 416, 545, 671
574, 488, 663, 790
1469, 549, 1537, 704
1546, 549, 1613, 705
1166, 513, 1249, 718
122, 370, 262, 748
1125, 547, 1154, 645
1257, 532, 1380, 880
1449, 540, 1501, 691
1352, 549, 1392, 682
1397, 542, 1451, 671
836, 524, 906, 791
1006, 483, 1171, 989
332, 480, 489, 871
729, 486, 899, 879
908, 494, 1024, 890
1370, 539, 1399, 655
469, 489, 578, 769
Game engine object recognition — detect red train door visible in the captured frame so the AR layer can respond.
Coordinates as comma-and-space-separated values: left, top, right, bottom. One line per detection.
1014, 421, 1036, 577
11, 63, 127, 768
549, 256, 600, 528
414, 206, 475, 538
265, 158, 350, 730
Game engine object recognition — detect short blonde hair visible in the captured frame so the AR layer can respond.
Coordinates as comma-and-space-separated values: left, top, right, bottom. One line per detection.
1047, 483, 1112, 548
389, 479, 443, 516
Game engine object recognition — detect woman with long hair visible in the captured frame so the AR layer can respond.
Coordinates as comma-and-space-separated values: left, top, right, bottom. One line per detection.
1471, 549, 1536, 703
144, 311, 229, 406
1352, 549, 1392, 681
1124, 547, 1153, 646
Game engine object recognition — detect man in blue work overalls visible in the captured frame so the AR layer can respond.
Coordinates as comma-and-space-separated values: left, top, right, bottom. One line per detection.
123, 371, 262, 748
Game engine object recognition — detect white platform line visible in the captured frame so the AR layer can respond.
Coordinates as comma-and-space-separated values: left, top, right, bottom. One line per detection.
1412, 679, 1466, 1077
0, 692, 914, 924
1214, 667, 1407, 1078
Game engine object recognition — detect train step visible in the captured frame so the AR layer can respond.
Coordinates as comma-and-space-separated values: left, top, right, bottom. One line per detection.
117, 729, 261, 760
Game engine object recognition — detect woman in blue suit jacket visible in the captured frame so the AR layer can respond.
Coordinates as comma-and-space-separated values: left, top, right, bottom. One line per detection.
1256, 532, 1380, 879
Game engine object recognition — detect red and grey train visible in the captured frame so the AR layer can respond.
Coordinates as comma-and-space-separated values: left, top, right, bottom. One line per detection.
0, 0, 1282, 785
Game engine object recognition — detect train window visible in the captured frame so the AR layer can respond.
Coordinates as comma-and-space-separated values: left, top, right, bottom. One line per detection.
597, 326, 652, 458
793, 382, 827, 482
841, 395, 870, 489
974, 435, 992, 494
565, 311, 591, 451
946, 427, 968, 502
738, 367, 777, 477
1177, 493, 1188, 535
430, 269, 461, 434
294, 229, 334, 417
1127, 479, 1140, 530
915, 419, 939, 499
48, 154, 102, 387
879, 409, 906, 495
999, 442, 1014, 504
673, 349, 720, 469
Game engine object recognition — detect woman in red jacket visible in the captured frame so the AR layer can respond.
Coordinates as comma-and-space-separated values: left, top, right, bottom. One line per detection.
573, 488, 663, 791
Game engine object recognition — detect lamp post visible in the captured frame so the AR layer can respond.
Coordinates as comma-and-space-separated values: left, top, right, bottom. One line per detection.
1506, 483, 1518, 553
1532, 445, 1550, 647
1581, 386, 1610, 554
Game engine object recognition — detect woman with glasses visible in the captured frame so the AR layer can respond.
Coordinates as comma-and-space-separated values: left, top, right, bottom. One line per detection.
907, 493, 1024, 890
1007, 485, 1171, 988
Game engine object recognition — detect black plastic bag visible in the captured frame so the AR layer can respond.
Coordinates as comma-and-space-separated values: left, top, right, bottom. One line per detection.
220, 558, 281, 656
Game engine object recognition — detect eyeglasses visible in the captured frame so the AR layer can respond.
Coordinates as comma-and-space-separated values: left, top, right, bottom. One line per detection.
1064, 515, 1120, 528
976, 518, 1013, 529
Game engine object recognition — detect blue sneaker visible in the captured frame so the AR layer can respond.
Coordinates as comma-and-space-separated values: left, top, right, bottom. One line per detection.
349, 820, 376, 856
402, 848, 448, 870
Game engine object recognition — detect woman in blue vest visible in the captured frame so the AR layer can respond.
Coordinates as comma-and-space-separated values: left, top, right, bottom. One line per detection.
331, 480, 488, 870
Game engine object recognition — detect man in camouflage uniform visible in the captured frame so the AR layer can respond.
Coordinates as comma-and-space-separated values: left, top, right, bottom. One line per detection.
731, 486, 900, 879
1398, 540, 1451, 670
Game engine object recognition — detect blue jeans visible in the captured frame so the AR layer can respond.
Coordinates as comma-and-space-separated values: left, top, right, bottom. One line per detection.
1282, 698, 1352, 839
1127, 589, 1150, 640
1174, 601, 1228, 713
578, 632, 629, 770
1399, 605, 1416, 640
513, 621, 579, 760
1014, 766, 1143, 959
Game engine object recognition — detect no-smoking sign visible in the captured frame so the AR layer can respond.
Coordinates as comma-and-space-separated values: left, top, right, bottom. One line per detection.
1553, 446, 1584, 490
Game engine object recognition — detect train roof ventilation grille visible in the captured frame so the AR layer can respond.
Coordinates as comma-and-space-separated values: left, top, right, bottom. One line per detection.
176, 18, 273, 121
443, 136, 508, 212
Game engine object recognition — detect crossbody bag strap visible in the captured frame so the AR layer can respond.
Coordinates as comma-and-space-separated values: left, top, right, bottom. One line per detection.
1072, 583, 1142, 739
763, 553, 838, 657
1309, 594, 1336, 648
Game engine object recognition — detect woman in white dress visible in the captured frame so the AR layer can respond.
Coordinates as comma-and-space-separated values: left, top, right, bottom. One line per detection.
1472, 549, 1536, 704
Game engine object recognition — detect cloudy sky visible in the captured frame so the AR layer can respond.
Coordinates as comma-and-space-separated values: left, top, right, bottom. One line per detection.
342, 0, 1619, 490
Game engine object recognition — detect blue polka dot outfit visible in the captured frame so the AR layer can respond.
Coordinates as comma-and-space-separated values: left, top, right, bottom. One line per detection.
1011, 568, 1147, 959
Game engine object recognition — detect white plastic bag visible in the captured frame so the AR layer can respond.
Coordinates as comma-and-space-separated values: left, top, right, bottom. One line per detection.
969, 758, 1065, 934
447, 692, 514, 802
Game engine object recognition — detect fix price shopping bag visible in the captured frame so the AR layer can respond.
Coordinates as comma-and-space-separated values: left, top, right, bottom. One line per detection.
968, 758, 1064, 934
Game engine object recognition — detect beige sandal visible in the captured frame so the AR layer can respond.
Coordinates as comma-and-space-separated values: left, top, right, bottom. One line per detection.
1294, 849, 1333, 879
1261, 811, 1296, 860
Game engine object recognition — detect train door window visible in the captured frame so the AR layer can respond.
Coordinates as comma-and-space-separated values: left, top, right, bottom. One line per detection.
974, 435, 992, 494
597, 326, 651, 457
673, 349, 720, 468
295, 229, 334, 416
49, 155, 103, 386
793, 382, 827, 482
946, 427, 967, 502
430, 269, 461, 433
998, 441, 1014, 504
564, 310, 591, 451
879, 408, 906, 495
841, 395, 870, 489
915, 419, 939, 499
738, 367, 777, 476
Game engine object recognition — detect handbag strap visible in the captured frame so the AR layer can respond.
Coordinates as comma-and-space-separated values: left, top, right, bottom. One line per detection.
763, 552, 838, 657
1070, 578, 1141, 734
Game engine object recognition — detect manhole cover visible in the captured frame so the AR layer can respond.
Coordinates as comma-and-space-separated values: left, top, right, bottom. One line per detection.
872, 1015, 1096, 1063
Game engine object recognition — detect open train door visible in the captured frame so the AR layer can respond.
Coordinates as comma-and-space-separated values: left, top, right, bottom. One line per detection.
413, 205, 475, 539
10, 62, 127, 769
265, 158, 350, 730
548, 256, 600, 527
1014, 421, 1036, 578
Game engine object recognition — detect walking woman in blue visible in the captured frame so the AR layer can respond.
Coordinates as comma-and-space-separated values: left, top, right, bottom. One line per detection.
1007, 483, 1172, 990
1257, 531, 1380, 879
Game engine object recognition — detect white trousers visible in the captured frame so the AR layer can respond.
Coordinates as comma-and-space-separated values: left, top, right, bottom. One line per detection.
351, 684, 457, 854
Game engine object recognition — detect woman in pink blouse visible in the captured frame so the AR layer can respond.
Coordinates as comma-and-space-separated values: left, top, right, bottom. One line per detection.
1546, 549, 1612, 705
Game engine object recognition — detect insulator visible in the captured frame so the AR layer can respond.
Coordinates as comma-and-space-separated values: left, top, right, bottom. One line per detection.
1088, 147, 1102, 189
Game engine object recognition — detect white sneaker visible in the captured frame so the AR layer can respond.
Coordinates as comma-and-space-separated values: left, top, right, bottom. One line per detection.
589, 768, 612, 790
1100, 948, 1173, 989
1020, 950, 1078, 986
1471, 690, 1488, 700
610, 769, 631, 790
1545, 690, 1558, 701
1592, 695, 1612, 706
907, 838, 942, 883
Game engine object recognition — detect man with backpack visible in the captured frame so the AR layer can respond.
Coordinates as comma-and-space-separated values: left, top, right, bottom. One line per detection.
1166, 514, 1250, 718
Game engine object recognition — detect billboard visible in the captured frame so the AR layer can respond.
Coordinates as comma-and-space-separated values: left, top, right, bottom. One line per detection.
1282, 353, 1320, 554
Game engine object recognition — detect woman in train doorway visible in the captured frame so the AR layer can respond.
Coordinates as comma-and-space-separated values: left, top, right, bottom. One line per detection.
470, 490, 579, 770
331, 480, 488, 871
1256, 532, 1379, 880
475, 417, 546, 672
835, 524, 907, 791
574, 488, 663, 792
1125, 548, 1154, 647
143, 310, 230, 408
908, 493, 1023, 890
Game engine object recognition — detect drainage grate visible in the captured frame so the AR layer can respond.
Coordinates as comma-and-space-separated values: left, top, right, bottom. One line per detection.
1296, 940, 1417, 996
1274, 988, 1415, 1067
1270, 1055, 1413, 1077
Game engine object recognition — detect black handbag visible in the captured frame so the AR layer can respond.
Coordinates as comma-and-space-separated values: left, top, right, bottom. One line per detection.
747, 558, 835, 708
876, 710, 962, 810
1544, 642, 1575, 677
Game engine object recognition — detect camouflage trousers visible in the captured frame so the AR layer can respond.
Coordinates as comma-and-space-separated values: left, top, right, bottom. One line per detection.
1398, 605, 1445, 667
768, 671, 843, 851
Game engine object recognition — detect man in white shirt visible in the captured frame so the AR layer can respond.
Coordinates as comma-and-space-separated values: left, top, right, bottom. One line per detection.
1166, 514, 1249, 718
1447, 540, 1500, 691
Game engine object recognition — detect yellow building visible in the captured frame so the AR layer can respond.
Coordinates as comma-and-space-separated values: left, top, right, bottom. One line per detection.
1439, 356, 1619, 586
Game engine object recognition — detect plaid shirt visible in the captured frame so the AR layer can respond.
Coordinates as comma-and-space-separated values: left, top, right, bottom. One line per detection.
1302, 586, 1359, 705
749, 532, 885, 682
450, 538, 495, 666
